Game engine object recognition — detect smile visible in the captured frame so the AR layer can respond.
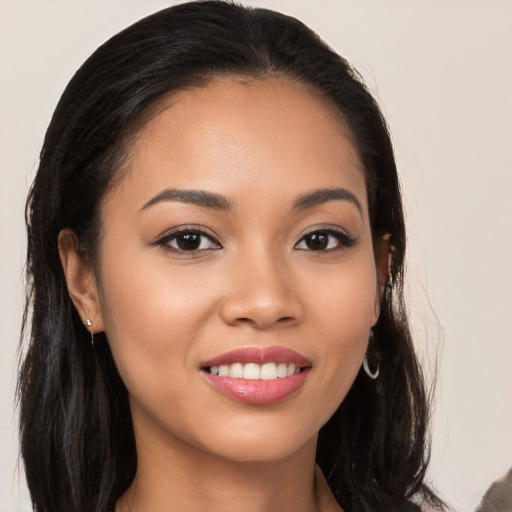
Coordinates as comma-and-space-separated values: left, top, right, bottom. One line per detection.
200, 347, 312, 405
207, 362, 303, 380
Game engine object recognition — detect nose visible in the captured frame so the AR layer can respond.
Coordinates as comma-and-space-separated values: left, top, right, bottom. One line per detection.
220, 251, 304, 329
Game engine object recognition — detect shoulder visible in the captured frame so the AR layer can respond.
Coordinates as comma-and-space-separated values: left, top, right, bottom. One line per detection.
475, 467, 512, 512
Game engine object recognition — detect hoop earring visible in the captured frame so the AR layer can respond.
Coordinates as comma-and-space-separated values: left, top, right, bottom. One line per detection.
85, 319, 94, 349
362, 329, 379, 379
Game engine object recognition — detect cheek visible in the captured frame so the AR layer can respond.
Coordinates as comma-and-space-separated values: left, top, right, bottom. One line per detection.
303, 255, 377, 406
96, 247, 219, 401
305, 249, 378, 335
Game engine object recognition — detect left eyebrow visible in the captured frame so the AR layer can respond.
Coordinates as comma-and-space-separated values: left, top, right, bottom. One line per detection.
140, 188, 233, 212
292, 187, 363, 216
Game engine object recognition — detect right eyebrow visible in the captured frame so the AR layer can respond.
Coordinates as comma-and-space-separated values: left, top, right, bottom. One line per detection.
292, 187, 363, 217
139, 188, 233, 212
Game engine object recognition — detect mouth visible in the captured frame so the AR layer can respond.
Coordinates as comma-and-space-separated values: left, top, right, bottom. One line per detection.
203, 362, 307, 379
200, 346, 312, 405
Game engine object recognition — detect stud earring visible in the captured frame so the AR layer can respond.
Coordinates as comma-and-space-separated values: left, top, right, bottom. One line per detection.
85, 319, 94, 349
362, 329, 379, 379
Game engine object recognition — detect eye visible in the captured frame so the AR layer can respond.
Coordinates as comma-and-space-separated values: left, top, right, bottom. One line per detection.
157, 228, 221, 253
295, 228, 355, 251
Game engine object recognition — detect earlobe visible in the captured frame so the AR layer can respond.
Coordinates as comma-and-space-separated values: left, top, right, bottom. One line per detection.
58, 229, 105, 333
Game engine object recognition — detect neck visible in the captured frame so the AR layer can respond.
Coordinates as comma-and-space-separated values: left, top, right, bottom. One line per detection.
117, 428, 323, 512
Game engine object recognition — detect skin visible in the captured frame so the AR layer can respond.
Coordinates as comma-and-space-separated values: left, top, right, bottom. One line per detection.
59, 77, 389, 512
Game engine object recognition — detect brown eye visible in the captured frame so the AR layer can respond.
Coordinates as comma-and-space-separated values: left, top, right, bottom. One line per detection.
295, 228, 356, 252
163, 229, 221, 252
174, 233, 202, 251
303, 232, 329, 250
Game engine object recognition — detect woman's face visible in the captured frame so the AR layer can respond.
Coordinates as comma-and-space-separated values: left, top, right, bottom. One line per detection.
94, 78, 383, 462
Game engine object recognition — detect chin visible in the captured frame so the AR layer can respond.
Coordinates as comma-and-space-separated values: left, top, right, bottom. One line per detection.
186, 412, 321, 464
204, 432, 317, 464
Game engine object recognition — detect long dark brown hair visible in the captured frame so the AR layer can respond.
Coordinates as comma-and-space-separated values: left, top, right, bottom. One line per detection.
19, 2, 444, 511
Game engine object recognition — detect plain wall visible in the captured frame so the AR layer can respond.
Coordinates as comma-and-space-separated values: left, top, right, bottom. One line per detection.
1, 1, 511, 511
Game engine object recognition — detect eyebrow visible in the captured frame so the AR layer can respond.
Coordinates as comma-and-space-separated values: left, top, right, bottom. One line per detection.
292, 187, 362, 215
140, 188, 233, 212
140, 186, 362, 215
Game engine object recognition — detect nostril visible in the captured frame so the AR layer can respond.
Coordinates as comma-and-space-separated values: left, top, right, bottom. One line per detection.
220, 294, 303, 328
228, 316, 297, 328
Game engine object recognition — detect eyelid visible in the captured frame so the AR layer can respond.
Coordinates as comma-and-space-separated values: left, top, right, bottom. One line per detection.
300, 225, 349, 238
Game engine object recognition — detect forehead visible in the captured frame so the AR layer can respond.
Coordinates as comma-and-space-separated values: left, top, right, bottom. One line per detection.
108, 77, 367, 214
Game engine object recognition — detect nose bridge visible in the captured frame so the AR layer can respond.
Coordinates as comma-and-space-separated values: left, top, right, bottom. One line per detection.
220, 242, 302, 328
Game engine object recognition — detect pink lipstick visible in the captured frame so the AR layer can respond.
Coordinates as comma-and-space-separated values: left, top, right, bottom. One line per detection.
200, 346, 312, 405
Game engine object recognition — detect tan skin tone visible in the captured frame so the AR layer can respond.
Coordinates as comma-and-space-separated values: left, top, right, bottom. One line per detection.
59, 77, 390, 512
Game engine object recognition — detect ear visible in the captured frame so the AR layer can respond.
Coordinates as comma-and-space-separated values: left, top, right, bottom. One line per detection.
372, 233, 392, 321
58, 228, 105, 333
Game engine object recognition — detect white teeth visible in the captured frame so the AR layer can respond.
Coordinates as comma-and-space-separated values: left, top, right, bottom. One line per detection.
208, 362, 305, 380
229, 363, 244, 378
260, 362, 277, 380
243, 363, 260, 380
277, 363, 288, 378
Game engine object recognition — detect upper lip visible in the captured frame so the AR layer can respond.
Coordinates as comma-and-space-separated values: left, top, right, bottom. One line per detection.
200, 346, 312, 368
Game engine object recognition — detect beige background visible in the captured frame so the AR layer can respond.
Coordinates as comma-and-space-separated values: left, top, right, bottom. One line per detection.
1, 1, 511, 511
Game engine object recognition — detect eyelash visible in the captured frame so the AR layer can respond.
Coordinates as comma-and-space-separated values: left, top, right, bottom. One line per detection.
153, 226, 356, 254
153, 227, 221, 253
295, 226, 356, 252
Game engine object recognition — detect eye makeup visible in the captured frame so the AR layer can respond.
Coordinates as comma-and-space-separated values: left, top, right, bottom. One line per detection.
149, 222, 357, 257
295, 225, 357, 252
150, 224, 222, 254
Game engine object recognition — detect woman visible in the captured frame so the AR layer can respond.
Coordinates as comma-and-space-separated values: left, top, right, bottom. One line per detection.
18, 2, 444, 511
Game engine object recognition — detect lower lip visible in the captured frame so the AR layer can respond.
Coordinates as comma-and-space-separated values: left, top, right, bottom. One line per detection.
202, 368, 311, 405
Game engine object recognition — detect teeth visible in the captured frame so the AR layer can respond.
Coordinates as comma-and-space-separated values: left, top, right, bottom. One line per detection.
277, 363, 288, 378
229, 363, 244, 378
243, 363, 260, 380
260, 362, 277, 380
208, 362, 305, 380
